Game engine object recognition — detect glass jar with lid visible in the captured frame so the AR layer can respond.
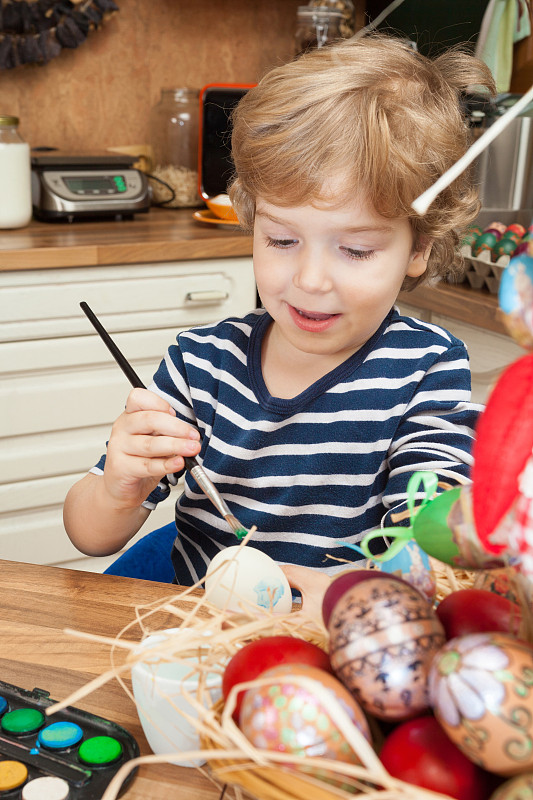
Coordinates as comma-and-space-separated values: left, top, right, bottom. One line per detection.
295, 6, 344, 56
149, 88, 201, 208
307, 0, 356, 38
0, 115, 32, 229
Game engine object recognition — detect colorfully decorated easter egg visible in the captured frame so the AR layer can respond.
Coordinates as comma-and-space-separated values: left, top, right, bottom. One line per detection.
462, 226, 482, 248
239, 663, 370, 768
494, 237, 519, 260
499, 252, 533, 350
328, 577, 445, 721
412, 483, 506, 569
205, 546, 292, 614
429, 632, 533, 776
490, 773, 533, 800
473, 566, 522, 605
321, 569, 402, 627
473, 231, 499, 255
506, 224, 527, 238
366, 540, 436, 601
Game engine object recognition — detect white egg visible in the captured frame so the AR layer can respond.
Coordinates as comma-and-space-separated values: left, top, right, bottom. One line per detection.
205, 546, 292, 614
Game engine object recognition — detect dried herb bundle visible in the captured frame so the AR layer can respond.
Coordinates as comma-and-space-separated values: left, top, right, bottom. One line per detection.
0, 0, 119, 68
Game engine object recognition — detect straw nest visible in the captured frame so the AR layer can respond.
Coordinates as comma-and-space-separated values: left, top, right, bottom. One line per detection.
49, 535, 532, 800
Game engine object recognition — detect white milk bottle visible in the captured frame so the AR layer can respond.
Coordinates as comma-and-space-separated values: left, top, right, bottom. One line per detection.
0, 115, 32, 229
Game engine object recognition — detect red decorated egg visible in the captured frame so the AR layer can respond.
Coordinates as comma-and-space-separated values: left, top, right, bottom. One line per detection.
429, 632, 533, 776
239, 663, 370, 768
328, 577, 445, 720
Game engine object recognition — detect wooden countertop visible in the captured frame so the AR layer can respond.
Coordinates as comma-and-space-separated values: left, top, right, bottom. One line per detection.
0, 208, 509, 336
0, 559, 220, 800
399, 280, 509, 337
0, 208, 253, 271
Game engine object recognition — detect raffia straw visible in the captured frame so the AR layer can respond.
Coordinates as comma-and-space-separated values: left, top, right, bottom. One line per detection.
51, 527, 507, 800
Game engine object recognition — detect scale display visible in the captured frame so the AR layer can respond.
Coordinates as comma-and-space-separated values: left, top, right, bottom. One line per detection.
63, 175, 127, 194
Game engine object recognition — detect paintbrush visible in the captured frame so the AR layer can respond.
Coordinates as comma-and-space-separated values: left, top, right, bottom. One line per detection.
79, 301, 247, 541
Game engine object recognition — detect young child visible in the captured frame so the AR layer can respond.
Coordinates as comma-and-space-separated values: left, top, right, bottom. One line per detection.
64, 35, 495, 585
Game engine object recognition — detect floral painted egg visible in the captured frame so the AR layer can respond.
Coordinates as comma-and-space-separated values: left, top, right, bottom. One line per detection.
239, 663, 370, 771
328, 577, 445, 721
429, 632, 533, 776
490, 773, 533, 799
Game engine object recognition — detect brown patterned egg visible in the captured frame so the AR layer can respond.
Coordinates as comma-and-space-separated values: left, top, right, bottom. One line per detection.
328, 576, 445, 721
429, 632, 533, 776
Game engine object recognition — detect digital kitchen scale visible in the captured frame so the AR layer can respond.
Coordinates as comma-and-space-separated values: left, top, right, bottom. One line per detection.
31, 152, 151, 221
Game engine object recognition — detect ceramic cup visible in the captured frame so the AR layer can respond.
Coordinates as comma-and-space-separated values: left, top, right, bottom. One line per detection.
130, 627, 222, 767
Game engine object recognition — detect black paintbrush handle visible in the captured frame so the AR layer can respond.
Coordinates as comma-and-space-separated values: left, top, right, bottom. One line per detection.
79, 302, 199, 478
80, 301, 145, 389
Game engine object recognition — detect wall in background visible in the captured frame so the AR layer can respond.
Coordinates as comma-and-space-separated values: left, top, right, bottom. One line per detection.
0, 0, 301, 152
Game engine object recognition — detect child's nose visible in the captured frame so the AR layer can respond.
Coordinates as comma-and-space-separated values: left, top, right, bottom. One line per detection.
293, 250, 333, 293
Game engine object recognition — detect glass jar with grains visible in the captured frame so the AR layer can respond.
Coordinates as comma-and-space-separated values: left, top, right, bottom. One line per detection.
149, 88, 201, 208
295, 6, 344, 56
307, 0, 356, 38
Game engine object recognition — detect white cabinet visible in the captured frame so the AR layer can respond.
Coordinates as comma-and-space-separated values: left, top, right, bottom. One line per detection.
397, 300, 524, 405
0, 258, 256, 571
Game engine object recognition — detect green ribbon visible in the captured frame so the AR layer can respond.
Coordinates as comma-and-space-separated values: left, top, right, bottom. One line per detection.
341, 470, 439, 563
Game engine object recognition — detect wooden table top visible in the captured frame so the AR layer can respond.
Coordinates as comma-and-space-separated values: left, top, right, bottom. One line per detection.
0, 559, 222, 800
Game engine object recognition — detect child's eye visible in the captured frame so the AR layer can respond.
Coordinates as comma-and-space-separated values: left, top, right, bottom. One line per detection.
265, 236, 297, 249
341, 246, 375, 261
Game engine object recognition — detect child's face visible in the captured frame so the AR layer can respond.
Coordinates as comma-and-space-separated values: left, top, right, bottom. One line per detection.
253, 191, 428, 366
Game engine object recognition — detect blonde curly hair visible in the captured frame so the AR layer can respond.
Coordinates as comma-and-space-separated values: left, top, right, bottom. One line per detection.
229, 34, 495, 289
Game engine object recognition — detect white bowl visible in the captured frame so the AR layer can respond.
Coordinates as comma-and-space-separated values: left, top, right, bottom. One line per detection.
131, 628, 222, 767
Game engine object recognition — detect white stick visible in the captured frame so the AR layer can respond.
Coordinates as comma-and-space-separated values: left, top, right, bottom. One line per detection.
412, 84, 533, 215
351, 0, 406, 40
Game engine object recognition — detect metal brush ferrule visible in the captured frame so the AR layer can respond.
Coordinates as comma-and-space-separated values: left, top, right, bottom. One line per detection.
188, 464, 232, 518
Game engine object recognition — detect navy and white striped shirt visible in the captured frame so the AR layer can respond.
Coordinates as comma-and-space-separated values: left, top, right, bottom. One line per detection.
93, 307, 480, 585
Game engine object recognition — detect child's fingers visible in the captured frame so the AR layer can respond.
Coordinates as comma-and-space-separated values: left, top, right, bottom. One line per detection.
119, 408, 200, 440
124, 387, 177, 415
122, 433, 201, 460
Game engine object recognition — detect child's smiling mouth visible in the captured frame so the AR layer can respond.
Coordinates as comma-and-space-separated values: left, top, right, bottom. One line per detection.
288, 304, 340, 331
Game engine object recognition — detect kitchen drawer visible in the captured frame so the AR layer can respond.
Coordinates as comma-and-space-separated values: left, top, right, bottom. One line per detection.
0, 258, 255, 341
0, 257, 256, 570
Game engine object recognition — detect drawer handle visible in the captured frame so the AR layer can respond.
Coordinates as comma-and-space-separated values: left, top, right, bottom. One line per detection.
185, 291, 229, 303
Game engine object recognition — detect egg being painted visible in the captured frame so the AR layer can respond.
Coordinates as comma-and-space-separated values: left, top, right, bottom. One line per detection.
328, 577, 445, 721
239, 663, 370, 769
429, 632, 533, 776
205, 546, 292, 614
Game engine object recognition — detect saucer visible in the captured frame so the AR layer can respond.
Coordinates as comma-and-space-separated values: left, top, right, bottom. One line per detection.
192, 209, 241, 229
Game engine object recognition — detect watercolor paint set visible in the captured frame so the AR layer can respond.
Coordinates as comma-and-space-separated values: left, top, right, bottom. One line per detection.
0, 679, 139, 799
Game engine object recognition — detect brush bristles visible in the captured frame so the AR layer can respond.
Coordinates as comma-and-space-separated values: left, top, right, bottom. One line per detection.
224, 514, 247, 540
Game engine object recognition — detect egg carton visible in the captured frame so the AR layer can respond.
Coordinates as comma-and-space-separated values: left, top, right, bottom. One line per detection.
448, 245, 511, 294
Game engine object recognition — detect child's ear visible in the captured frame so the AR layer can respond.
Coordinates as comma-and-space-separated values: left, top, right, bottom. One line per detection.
406, 241, 433, 278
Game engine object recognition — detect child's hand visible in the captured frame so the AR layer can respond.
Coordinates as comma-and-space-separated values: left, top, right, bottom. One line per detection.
102, 388, 202, 509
